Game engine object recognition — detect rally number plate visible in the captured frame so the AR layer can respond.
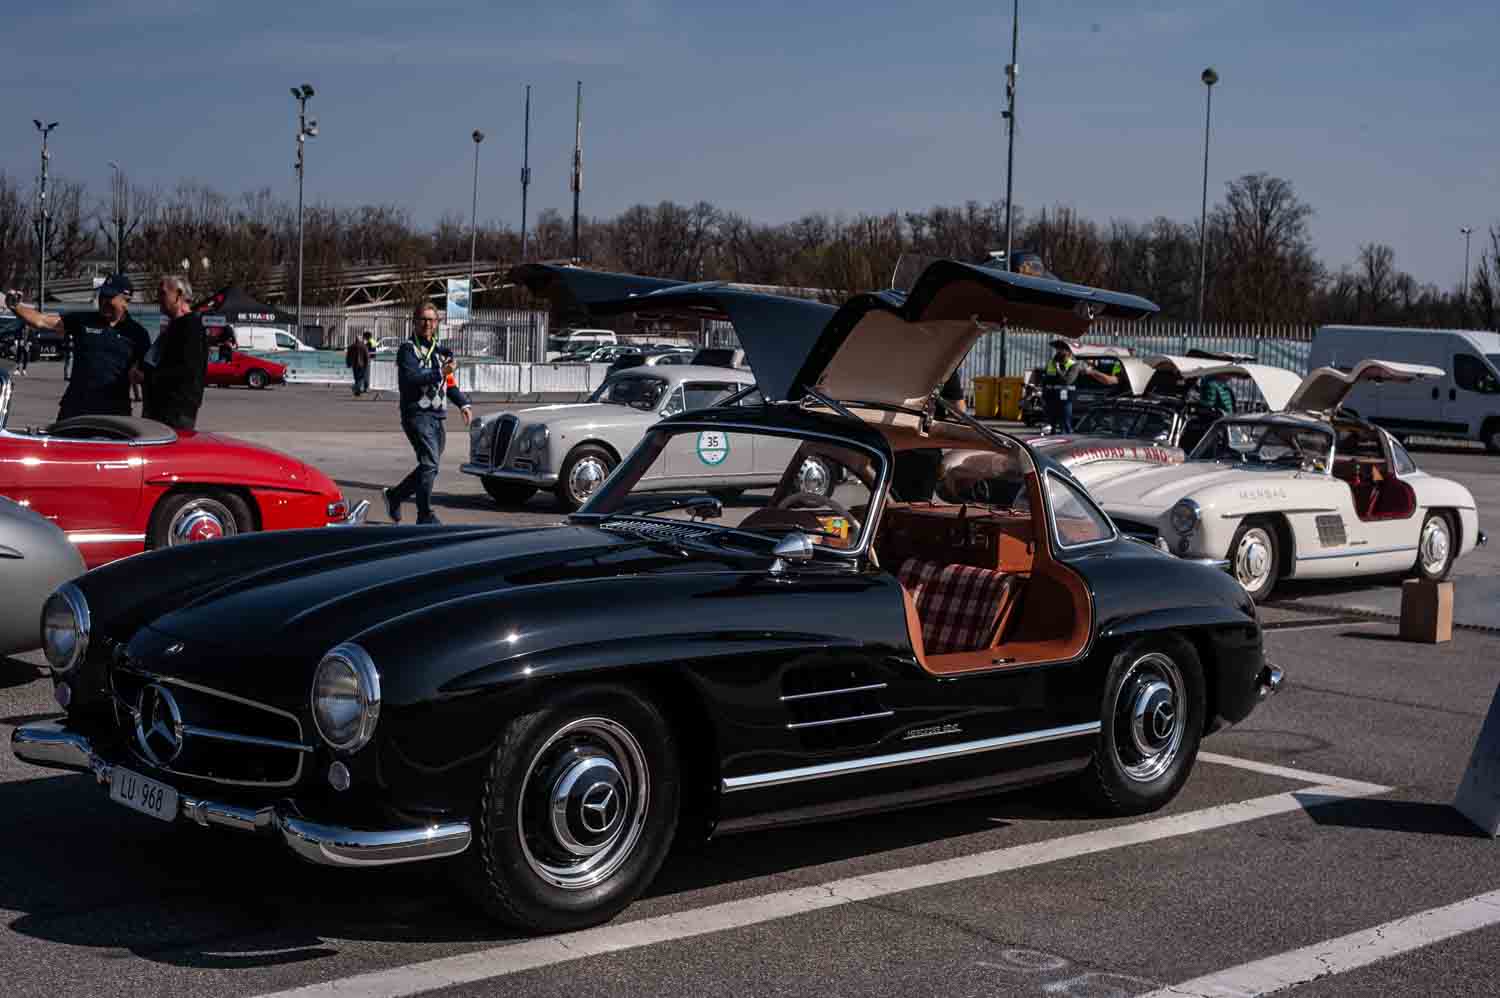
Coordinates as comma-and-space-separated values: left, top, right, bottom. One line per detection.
109, 765, 179, 823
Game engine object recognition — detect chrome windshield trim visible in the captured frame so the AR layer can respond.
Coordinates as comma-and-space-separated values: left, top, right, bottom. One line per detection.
722, 721, 1101, 792
179, 725, 314, 753
779, 682, 889, 702
786, 710, 895, 730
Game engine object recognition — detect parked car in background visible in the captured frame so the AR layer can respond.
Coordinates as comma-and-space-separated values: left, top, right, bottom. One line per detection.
206, 351, 287, 390
1029, 356, 1303, 486
0, 370, 366, 569
690, 346, 747, 368
1310, 326, 1500, 453
373, 337, 403, 355
1086, 361, 1487, 601
0, 494, 85, 656
232, 325, 316, 352
465, 364, 840, 510
11, 257, 1283, 936
546, 327, 618, 360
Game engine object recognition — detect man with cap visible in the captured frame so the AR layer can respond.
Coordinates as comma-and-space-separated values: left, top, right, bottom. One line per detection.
4, 274, 150, 421
383, 302, 471, 525
141, 274, 209, 429
1041, 338, 1083, 433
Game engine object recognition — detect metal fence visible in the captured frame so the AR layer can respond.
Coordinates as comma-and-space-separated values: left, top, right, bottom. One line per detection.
296, 308, 550, 361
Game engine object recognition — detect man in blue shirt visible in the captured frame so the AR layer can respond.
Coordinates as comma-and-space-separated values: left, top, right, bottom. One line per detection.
5, 274, 150, 420
383, 302, 471, 525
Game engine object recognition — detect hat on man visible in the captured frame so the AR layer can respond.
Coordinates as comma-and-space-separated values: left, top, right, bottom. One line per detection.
1049, 337, 1075, 352
98, 274, 134, 299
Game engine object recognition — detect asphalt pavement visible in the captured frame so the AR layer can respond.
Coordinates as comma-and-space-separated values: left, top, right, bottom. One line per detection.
3, 359, 1500, 998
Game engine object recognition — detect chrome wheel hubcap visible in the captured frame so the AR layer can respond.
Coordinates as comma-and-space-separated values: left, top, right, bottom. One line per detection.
1234, 527, 1273, 593
568, 456, 610, 505
167, 499, 236, 546
797, 457, 830, 496
1420, 516, 1451, 575
1111, 652, 1186, 783
518, 717, 649, 890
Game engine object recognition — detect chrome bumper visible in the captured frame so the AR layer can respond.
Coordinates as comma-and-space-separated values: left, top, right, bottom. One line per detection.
11, 721, 470, 868
329, 499, 371, 528
1184, 556, 1231, 571
459, 462, 559, 487
1478, 530, 1488, 547
1257, 664, 1285, 699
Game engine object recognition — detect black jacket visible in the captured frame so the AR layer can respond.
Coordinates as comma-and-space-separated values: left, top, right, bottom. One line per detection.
396, 338, 470, 419
143, 312, 209, 429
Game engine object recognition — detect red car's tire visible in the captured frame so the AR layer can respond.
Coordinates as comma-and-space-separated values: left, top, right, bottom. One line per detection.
147, 489, 254, 550
246, 368, 269, 389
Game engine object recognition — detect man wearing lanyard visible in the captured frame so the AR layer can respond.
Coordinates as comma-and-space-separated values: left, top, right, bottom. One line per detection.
1042, 338, 1082, 433
383, 303, 471, 525
5, 274, 149, 420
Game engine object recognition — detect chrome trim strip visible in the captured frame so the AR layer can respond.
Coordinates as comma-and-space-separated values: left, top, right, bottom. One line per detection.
780, 682, 889, 702
180, 725, 314, 753
1182, 557, 1231, 570
9, 722, 469, 867
66, 532, 146, 544
723, 721, 1101, 792
1296, 544, 1417, 563
1220, 508, 1335, 519
785, 710, 895, 730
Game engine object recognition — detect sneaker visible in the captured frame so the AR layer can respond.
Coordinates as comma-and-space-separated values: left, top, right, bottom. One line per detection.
416, 513, 442, 525
382, 487, 402, 523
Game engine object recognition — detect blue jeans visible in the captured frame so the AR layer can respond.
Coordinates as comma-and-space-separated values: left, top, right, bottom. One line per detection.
1045, 394, 1074, 433
352, 366, 369, 395
392, 416, 445, 521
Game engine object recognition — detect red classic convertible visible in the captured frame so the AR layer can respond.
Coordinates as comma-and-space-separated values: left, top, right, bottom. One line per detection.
207, 350, 287, 390
0, 371, 365, 568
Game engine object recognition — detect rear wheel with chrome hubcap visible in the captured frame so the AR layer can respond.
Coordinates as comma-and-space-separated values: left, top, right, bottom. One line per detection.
1082, 636, 1204, 815
461, 684, 680, 931
148, 490, 253, 550
1413, 510, 1456, 582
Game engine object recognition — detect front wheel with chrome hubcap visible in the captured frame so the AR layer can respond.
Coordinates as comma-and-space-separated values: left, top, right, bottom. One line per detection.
555, 445, 616, 512
1413, 510, 1456, 582
1081, 636, 1205, 815
1227, 519, 1279, 603
460, 684, 680, 931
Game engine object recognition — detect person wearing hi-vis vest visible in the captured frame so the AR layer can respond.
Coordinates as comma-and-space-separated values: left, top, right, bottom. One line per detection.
383, 302, 471, 525
1042, 338, 1083, 432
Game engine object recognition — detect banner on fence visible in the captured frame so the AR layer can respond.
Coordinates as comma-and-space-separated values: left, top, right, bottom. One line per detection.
446, 278, 471, 322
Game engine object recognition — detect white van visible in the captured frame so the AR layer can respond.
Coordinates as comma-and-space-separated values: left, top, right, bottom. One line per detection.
1310, 325, 1500, 452
545, 328, 617, 360
232, 324, 316, 352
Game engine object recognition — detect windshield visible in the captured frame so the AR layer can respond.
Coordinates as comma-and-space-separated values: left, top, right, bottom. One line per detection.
1075, 405, 1175, 442
1487, 354, 1500, 374
589, 374, 669, 410
1189, 420, 1333, 471
579, 424, 883, 554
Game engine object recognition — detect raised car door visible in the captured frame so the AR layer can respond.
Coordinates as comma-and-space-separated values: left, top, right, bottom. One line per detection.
0, 434, 144, 533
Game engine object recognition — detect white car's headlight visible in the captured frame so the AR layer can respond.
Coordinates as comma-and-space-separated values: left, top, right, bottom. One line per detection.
311, 643, 381, 752
519, 424, 548, 454
41, 583, 89, 674
1169, 499, 1201, 536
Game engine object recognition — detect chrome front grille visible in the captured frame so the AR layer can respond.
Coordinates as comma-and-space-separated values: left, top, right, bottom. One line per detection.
491, 414, 517, 467
109, 668, 311, 787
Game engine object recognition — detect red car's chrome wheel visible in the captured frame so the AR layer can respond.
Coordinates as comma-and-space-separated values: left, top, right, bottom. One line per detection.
168, 497, 238, 545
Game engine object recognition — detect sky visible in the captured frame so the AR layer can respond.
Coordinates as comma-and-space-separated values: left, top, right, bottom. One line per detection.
1, 0, 1495, 289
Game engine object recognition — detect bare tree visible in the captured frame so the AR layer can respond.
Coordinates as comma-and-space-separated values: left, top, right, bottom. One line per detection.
1209, 173, 1320, 321
0, 172, 34, 292
1355, 243, 1399, 321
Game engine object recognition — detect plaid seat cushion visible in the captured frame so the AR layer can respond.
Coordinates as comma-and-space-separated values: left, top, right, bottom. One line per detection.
897, 558, 1014, 655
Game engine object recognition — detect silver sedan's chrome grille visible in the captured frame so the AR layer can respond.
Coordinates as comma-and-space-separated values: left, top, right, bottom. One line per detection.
492, 414, 517, 467
109, 668, 311, 788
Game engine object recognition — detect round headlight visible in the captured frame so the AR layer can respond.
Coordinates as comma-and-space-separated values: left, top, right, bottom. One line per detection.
1169, 499, 1201, 536
41, 583, 90, 674
521, 424, 548, 453
311, 643, 380, 752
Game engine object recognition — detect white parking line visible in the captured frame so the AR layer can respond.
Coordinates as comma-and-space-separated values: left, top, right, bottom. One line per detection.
1136, 888, 1500, 998
254, 755, 1387, 998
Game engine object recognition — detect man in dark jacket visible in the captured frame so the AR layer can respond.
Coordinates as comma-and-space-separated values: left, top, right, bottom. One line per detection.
383, 303, 471, 525
345, 332, 371, 396
5, 274, 150, 419
142, 274, 209, 429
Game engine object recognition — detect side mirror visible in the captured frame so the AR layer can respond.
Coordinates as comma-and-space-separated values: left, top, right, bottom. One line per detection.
769, 531, 814, 575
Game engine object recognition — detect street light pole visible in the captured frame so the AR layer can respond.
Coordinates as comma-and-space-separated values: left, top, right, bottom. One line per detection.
291, 84, 316, 336
571, 81, 583, 263
1461, 226, 1473, 305
33, 120, 58, 304
520, 85, 532, 261
1195, 68, 1218, 336
108, 160, 125, 274
470, 129, 485, 305
1001, 0, 1019, 273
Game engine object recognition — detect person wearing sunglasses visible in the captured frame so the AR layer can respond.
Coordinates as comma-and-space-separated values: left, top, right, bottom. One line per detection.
383, 302, 471, 525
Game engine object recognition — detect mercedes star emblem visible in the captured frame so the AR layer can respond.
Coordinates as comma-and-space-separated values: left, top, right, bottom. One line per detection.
134, 683, 185, 766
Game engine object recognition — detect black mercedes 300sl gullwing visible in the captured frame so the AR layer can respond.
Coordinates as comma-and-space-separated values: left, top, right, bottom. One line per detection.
13, 259, 1282, 933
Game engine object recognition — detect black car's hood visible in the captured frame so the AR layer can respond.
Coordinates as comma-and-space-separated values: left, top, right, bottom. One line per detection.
138, 523, 726, 655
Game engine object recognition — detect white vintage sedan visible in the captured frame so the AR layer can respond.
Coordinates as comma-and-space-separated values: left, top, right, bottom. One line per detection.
1087, 360, 1487, 600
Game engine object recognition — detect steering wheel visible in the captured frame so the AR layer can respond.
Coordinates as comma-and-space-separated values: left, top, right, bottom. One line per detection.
770, 492, 862, 536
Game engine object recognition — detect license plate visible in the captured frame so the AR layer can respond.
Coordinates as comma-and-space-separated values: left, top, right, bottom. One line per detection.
109, 765, 179, 823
